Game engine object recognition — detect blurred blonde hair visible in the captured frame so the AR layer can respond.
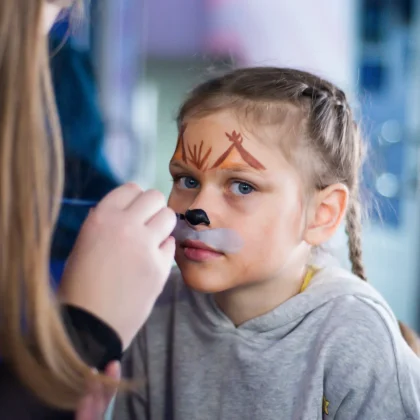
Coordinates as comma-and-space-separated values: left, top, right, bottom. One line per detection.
0, 0, 114, 409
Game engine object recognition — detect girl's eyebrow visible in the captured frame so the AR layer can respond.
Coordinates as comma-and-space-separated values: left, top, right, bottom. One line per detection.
169, 161, 190, 171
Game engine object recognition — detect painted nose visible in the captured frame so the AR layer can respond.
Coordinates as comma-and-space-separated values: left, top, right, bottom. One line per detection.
184, 209, 210, 226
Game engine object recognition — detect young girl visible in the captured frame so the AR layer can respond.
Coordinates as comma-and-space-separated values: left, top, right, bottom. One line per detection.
114, 67, 420, 419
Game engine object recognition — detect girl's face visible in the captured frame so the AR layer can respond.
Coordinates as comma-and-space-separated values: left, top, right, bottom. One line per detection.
168, 110, 309, 293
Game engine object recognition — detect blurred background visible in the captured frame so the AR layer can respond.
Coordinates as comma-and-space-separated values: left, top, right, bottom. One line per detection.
50, 0, 420, 331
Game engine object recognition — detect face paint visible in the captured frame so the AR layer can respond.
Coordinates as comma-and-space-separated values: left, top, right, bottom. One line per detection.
172, 126, 266, 172
211, 131, 266, 170
61, 199, 243, 253
169, 125, 264, 256
183, 209, 210, 226
172, 214, 244, 254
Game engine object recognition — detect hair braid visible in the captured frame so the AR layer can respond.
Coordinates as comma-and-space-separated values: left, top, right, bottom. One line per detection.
345, 191, 367, 280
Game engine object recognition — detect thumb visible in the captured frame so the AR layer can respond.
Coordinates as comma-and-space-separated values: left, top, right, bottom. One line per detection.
75, 363, 121, 420
103, 361, 121, 403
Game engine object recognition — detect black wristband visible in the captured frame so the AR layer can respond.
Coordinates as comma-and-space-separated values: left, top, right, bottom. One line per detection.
61, 305, 123, 371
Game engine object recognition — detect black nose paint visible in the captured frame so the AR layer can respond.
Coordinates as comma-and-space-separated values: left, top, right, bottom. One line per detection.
183, 209, 211, 226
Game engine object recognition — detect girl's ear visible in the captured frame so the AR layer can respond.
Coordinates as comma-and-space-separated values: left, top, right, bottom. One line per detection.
304, 184, 348, 246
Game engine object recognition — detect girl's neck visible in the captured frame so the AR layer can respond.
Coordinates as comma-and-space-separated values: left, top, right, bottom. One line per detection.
214, 262, 308, 326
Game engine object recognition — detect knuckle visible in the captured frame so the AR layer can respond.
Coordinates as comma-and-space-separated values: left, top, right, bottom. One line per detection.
117, 182, 142, 201
118, 221, 134, 240
86, 208, 106, 229
125, 182, 142, 193
161, 207, 176, 223
145, 189, 166, 207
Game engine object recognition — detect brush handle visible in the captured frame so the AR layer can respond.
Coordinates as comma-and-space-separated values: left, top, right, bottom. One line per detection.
59, 203, 242, 253
61, 198, 98, 207
61, 198, 182, 224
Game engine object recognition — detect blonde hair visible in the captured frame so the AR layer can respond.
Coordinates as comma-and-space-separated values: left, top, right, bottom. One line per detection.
177, 67, 420, 354
0, 0, 114, 409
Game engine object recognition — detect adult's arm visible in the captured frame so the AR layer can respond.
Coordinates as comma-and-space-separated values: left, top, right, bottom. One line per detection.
61, 304, 123, 371
0, 305, 122, 419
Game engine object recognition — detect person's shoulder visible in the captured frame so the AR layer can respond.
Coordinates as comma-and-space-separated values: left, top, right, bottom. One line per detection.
319, 289, 420, 417
322, 292, 398, 349
307, 266, 400, 357
309, 265, 396, 319
315, 270, 396, 343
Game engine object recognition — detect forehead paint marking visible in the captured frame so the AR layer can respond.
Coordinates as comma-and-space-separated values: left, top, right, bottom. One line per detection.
172, 125, 266, 171
173, 124, 188, 163
187, 140, 212, 170
211, 131, 266, 170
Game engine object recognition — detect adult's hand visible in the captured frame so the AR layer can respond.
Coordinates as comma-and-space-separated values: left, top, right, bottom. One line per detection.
76, 361, 121, 420
59, 183, 176, 349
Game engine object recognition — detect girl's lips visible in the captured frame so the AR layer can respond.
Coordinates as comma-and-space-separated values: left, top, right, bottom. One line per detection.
181, 239, 224, 262
181, 239, 218, 252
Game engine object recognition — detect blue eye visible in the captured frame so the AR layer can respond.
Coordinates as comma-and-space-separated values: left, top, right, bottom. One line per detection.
230, 181, 255, 196
177, 176, 199, 189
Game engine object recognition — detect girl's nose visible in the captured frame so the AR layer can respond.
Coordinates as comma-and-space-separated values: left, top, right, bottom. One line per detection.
183, 209, 210, 226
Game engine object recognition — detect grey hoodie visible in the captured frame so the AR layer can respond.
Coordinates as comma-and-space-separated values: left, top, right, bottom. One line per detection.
113, 266, 420, 420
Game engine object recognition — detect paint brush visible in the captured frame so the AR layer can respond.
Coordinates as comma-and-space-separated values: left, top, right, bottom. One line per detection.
61, 198, 243, 254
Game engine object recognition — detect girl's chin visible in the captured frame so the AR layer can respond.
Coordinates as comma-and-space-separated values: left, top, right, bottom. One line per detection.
177, 261, 233, 294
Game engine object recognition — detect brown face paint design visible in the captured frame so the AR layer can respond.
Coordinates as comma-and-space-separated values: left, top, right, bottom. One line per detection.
187, 140, 212, 170
173, 124, 188, 163
172, 125, 266, 171
212, 131, 266, 170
